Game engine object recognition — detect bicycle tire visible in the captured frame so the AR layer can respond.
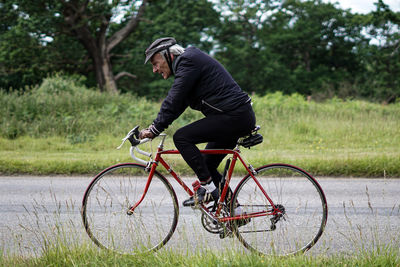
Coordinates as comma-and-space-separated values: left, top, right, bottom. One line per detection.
230, 164, 327, 256
82, 163, 179, 254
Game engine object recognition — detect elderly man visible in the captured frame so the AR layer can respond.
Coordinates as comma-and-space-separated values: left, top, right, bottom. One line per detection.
139, 37, 256, 207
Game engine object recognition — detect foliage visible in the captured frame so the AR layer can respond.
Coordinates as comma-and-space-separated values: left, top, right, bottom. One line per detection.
2, 0, 151, 93
356, 0, 400, 103
213, 0, 371, 97
0, 75, 158, 139
0, 0, 219, 95
0, 1, 89, 89
1, 0, 399, 101
111, 0, 220, 98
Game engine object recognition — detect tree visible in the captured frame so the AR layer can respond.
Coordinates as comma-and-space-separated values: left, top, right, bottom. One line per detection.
61, 0, 149, 93
110, 0, 221, 98
268, 0, 367, 96
0, 0, 220, 94
0, 1, 46, 88
1, 0, 148, 93
0, 1, 93, 90
358, 0, 400, 102
213, 0, 277, 95
212, 0, 366, 97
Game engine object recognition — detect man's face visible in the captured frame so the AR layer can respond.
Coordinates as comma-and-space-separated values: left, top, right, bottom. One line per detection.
151, 53, 172, 79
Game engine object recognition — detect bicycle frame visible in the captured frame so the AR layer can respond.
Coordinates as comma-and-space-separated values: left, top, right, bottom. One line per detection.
127, 139, 280, 224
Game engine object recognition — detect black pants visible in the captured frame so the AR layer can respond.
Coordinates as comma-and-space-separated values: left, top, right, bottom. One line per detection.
173, 103, 256, 186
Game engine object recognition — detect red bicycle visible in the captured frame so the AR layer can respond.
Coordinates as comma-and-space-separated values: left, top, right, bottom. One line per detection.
82, 126, 327, 256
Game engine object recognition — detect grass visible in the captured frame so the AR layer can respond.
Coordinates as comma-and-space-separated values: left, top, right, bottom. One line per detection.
1, 243, 399, 266
1, 76, 399, 176
1, 133, 399, 177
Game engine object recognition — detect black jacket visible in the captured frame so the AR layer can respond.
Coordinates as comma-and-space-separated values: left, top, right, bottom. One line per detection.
150, 47, 250, 135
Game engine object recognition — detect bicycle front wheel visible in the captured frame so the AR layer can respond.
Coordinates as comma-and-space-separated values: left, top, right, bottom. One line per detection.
231, 164, 327, 256
82, 163, 179, 254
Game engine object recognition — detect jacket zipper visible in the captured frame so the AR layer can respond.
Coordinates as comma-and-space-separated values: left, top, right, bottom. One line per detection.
202, 100, 224, 112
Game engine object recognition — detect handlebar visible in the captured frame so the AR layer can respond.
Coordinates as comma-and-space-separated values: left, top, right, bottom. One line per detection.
116, 126, 165, 165
116, 126, 149, 149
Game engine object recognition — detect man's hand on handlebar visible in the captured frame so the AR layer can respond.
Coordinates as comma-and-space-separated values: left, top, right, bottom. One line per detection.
139, 128, 155, 139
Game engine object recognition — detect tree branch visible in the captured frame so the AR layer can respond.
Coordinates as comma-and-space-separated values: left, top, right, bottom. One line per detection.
390, 40, 400, 56
110, 53, 133, 58
107, 0, 148, 53
98, 14, 111, 50
115, 71, 137, 81
62, 1, 98, 59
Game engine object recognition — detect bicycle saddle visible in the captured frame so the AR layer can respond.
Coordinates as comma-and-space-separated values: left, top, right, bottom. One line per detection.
237, 126, 263, 148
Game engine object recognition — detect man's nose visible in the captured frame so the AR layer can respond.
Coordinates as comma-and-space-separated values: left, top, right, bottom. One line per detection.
153, 66, 157, 73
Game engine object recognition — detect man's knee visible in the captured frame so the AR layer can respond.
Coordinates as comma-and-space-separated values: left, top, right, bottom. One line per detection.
173, 127, 188, 147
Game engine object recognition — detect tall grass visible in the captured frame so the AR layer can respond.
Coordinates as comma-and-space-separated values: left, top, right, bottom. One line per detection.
2, 245, 399, 267
1, 75, 399, 176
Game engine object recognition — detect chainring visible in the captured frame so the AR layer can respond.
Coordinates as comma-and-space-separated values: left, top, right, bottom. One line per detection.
200, 204, 230, 234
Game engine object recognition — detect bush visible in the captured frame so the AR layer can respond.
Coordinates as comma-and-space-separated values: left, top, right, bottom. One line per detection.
0, 75, 159, 139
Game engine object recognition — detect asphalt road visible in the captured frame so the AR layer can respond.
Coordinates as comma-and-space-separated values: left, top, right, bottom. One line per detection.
1, 175, 399, 256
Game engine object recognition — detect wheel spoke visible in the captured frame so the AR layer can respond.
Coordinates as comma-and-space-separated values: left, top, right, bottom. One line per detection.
82, 164, 178, 254
231, 164, 327, 255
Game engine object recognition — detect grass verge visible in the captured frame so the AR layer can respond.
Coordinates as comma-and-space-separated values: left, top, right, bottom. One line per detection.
1, 244, 399, 267
0, 134, 399, 177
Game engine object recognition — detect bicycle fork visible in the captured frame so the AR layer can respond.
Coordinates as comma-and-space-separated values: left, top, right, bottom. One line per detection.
126, 161, 157, 215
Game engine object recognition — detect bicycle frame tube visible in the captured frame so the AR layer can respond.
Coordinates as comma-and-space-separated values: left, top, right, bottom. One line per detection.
129, 146, 278, 220
160, 148, 278, 218
237, 154, 278, 210
157, 149, 237, 198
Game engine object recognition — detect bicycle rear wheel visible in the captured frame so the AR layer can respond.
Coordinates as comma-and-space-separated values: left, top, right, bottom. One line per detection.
231, 164, 327, 255
82, 163, 179, 254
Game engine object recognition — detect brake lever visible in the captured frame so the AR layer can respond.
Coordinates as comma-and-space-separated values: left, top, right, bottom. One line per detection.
116, 138, 127, 150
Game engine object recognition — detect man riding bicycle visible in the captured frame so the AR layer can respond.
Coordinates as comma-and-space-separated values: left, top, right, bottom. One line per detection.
139, 37, 256, 208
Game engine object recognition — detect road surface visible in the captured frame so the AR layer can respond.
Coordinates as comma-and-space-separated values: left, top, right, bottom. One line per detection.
0, 176, 399, 256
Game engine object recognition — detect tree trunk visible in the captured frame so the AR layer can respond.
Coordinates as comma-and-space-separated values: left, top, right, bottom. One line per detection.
92, 53, 118, 93
62, 0, 148, 93
102, 56, 118, 93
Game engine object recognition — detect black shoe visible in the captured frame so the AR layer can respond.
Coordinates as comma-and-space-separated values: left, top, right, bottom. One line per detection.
183, 187, 219, 206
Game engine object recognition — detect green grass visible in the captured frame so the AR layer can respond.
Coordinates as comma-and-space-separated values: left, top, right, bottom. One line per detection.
0, 135, 399, 177
1, 76, 399, 176
1, 244, 399, 267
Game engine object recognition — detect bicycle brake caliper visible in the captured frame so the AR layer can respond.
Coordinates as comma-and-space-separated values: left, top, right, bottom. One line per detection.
248, 164, 257, 175
145, 161, 153, 172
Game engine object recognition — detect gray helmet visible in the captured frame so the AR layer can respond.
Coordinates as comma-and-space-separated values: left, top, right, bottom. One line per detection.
144, 37, 177, 64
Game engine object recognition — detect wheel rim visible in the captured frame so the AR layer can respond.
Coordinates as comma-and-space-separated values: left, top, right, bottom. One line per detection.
231, 164, 327, 255
82, 164, 178, 254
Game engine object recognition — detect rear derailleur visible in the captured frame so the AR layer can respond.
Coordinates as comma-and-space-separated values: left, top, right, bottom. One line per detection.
269, 204, 285, 230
